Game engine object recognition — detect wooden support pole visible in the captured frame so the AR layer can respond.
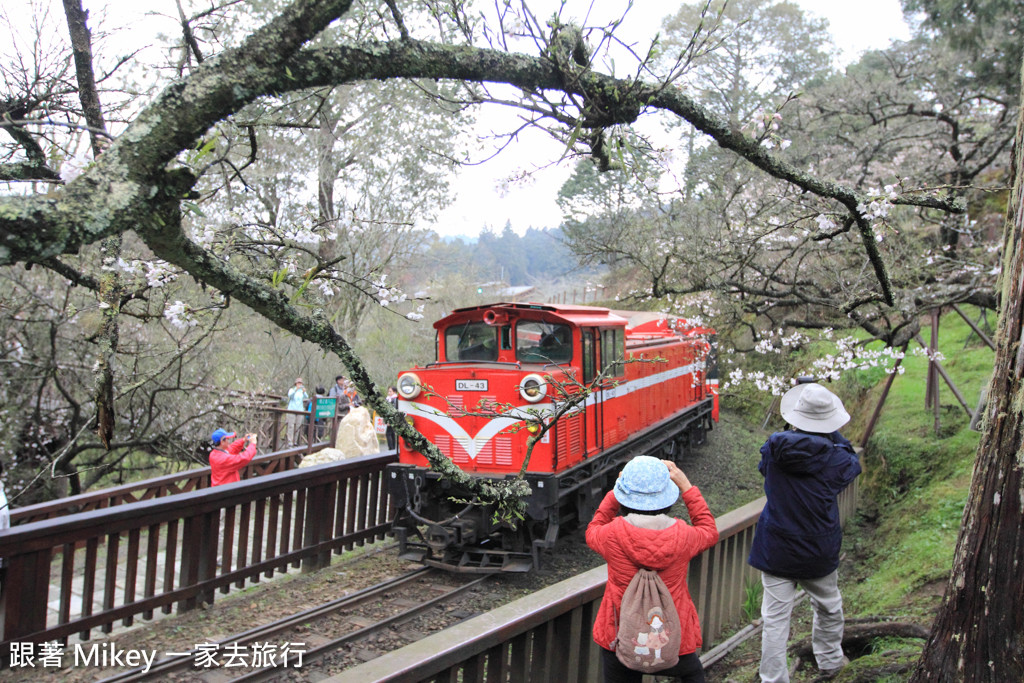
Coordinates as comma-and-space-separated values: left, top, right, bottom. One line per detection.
861, 349, 907, 448
913, 334, 975, 419
951, 303, 997, 351
926, 309, 938, 410
931, 309, 941, 434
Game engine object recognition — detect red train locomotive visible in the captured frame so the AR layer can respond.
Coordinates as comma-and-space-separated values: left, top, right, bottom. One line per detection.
386, 302, 718, 572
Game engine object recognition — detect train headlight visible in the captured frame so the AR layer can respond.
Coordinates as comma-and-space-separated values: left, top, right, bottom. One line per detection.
397, 373, 422, 400
518, 373, 548, 403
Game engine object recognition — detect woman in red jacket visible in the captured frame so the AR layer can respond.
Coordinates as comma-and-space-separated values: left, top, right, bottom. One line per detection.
209, 429, 258, 486
587, 455, 720, 683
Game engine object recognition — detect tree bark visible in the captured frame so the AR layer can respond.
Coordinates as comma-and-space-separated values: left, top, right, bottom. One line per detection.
62, 0, 121, 449
909, 61, 1024, 682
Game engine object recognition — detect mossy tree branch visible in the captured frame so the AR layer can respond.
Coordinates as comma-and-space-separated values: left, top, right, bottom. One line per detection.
1, 34, 961, 304
136, 192, 531, 508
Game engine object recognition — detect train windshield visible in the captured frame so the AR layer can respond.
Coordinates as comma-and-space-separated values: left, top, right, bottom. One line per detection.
445, 321, 498, 361
517, 322, 572, 364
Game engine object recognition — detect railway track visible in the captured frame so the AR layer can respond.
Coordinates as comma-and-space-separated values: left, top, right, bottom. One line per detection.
99, 566, 490, 682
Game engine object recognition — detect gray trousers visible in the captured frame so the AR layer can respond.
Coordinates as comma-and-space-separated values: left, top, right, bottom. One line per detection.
286, 413, 303, 445
759, 570, 845, 683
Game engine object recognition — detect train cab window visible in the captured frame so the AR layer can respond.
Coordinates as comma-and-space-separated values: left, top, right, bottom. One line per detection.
600, 328, 625, 377
517, 321, 572, 364
581, 328, 597, 384
446, 321, 498, 361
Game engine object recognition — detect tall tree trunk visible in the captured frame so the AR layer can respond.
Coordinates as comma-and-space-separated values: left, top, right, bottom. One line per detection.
63, 0, 121, 448
909, 64, 1024, 682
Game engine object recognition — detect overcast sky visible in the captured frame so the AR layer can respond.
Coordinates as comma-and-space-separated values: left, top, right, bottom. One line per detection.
430, 0, 912, 239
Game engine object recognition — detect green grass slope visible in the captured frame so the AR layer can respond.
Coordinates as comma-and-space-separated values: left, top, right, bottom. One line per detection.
844, 307, 992, 620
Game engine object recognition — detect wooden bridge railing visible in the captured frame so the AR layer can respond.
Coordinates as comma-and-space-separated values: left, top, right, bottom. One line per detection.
10, 409, 344, 526
0, 452, 398, 647
333, 473, 860, 683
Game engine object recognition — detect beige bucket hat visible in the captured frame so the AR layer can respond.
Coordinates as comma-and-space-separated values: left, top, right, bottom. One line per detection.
780, 383, 850, 433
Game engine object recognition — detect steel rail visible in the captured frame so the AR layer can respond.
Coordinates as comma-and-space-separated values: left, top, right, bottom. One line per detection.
98, 565, 436, 682
231, 574, 491, 683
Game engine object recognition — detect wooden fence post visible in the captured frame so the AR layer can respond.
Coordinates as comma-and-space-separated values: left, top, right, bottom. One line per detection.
301, 482, 331, 573
271, 411, 280, 452
177, 509, 220, 613
0, 549, 51, 644
330, 413, 340, 449
913, 335, 975, 419
926, 309, 937, 410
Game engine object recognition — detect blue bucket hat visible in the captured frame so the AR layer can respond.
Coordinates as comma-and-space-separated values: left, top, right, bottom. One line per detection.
211, 428, 236, 445
613, 455, 679, 511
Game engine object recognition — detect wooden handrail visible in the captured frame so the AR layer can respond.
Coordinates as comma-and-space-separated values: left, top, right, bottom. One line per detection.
0, 452, 398, 645
10, 405, 349, 525
333, 459, 862, 683
9, 445, 312, 525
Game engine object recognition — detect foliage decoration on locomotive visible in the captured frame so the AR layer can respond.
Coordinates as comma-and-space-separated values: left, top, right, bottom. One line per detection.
386, 302, 718, 573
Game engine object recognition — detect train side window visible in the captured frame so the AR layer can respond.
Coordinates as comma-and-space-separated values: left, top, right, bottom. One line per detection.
582, 328, 596, 384
600, 328, 625, 377
501, 325, 512, 351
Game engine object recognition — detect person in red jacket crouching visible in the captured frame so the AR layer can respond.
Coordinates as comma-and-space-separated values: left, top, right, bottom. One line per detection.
209, 428, 258, 486
587, 455, 720, 683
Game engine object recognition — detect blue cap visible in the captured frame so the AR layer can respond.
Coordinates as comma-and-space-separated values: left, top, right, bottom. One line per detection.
613, 455, 679, 511
211, 428, 236, 445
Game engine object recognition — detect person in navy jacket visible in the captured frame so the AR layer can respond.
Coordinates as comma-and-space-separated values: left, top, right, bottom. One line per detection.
749, 382, 861, 682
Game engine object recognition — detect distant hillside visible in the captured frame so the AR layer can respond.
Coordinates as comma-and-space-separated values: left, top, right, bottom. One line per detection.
424, 225, 603, 286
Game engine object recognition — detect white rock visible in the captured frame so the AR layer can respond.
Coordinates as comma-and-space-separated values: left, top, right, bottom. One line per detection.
334, 406, 380, 457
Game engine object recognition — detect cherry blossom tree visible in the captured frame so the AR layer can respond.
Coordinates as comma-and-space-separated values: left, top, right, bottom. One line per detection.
0, 0, 960, 515
560, 0, 1009, 355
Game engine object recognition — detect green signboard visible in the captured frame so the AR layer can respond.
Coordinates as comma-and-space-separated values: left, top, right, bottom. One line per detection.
314, 397, 337, 419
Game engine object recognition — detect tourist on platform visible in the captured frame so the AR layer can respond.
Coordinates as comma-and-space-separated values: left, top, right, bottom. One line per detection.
328, 375, 351, 417
286, 377, 309, 446
344, 377, 362, 409
209, 429, 258, 486
749, 382, 861, 682
385, 386, 399, 452
313, 385, 327, 440
587, 456, 719, 683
